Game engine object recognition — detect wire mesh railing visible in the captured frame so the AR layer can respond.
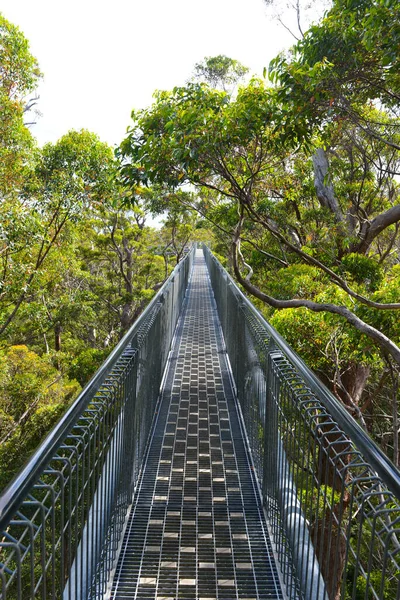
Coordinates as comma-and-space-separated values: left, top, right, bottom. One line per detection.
203, 245, 400, 600
0, 247, 194, 600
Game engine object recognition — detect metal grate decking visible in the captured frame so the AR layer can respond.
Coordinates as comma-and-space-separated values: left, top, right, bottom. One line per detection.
110, 251, 284, 600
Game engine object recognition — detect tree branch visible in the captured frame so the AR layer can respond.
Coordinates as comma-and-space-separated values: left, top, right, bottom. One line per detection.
231, 239, 400, 367
242, 200, 400, 310
353, 203, 400, 254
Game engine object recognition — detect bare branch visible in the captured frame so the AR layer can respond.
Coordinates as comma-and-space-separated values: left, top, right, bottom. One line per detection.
354, 203, 400, 254
231, 239, 400, 367
242, 200, 400, 310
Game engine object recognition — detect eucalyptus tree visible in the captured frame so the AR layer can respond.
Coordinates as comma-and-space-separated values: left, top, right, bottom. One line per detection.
0, 12, 41, 197
0, 129, 117, 338
192, 55, 249, 92
81, 205, 165, 336
268, 0, 400, 151
118, 79, 400, 366
0, 344, 80, 491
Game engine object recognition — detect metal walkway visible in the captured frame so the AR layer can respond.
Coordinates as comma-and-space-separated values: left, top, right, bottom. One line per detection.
110, 252, 284, 600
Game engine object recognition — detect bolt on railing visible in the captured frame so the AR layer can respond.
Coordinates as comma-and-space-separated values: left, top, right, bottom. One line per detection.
0, 247, 194, 600
204, 245, 400, 600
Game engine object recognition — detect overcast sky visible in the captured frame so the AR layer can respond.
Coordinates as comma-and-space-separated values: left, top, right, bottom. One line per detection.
1, 0, 296, 148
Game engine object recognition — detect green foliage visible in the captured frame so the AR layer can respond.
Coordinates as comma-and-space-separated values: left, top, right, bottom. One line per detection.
341, 253, 383, 290
0, 13, 41, 95
352, 571, 394, 600
36, 129, 116, 206
298, 483, 342, 524
358, 266, 400, 342
270, 307, 335, 373
80, 208, 167, 334
118, 52, 400, 383
192, 55, 249, 90
268, 0, 400, 147
0, 345, 79, 420
0, 13, 41, 197
345, 563, 399, 599
266, 264, 322, 299
67, 348, 109, 386
0, 129, 118, 338
0, 345, 80, 491
0, 408, 14, 437
118, 78, 281, 195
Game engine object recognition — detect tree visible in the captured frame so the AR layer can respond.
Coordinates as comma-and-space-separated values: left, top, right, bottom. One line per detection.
0, 12, 41, 197
138, 189, 205, 268
118, 78, 400, 366
0, 129, 116, 337
0, 345, 80, 490
268, 0, 400, 152
192, 55, 248, 92
81, 206, 165, 335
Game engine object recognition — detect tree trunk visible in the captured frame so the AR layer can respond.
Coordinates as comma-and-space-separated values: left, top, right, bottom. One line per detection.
312, 148, 344, 224
312, 499, 349, 600
103, 328, 115, 348
43, 333, 49, 354
123, 239, 133, 294
54, 322, 62, 352
340, 364, 370, 406
88, 326, 97, 348
120, 304, 132, 333
334, 363, 370, 428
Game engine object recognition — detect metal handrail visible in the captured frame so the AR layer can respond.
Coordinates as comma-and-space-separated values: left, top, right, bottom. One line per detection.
0, 246, 194, 599
203, 244, 400, 600
204, 248, 400, 498
0, 262, 181, 529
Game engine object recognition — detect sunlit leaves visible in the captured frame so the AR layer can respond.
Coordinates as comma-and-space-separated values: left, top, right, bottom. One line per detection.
268, 0, 400, 146
0, 13, 41, 197
192, 55, 249, 91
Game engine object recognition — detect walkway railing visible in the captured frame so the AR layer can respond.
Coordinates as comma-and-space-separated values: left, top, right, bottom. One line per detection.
204, 246, 400, 600
0, 248, 194, 600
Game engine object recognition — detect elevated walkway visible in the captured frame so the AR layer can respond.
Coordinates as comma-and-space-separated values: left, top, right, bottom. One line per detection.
1, 245, 399, 600
110, 252, 283, 599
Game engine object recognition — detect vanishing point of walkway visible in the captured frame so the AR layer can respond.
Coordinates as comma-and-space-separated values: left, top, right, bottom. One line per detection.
110, 252, 283, 599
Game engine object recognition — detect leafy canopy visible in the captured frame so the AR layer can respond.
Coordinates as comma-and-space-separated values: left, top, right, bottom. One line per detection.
192, 55, 249, 91
0, 13, 41, 196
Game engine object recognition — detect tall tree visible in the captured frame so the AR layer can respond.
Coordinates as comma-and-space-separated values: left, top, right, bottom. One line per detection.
118, 78, 400, 368
268, 0, 400, 151
81, 206, 165, 335
192, 55, 248, 92
0, 129, 116, 337
0, 13, 41, 197
0, 345, 80, 490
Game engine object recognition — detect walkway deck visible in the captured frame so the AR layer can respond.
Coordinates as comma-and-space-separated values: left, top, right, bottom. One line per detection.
110, 252, 283, 600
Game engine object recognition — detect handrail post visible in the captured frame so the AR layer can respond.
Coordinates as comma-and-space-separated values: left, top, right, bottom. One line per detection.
262, 346, 281, 503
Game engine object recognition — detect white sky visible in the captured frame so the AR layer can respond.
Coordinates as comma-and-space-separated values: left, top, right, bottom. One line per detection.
1, 0, 296, 148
